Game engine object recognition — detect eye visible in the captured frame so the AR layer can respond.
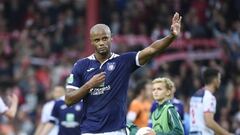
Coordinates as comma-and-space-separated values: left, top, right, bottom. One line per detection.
102, 37, 108, 41
94, 39, 100, 43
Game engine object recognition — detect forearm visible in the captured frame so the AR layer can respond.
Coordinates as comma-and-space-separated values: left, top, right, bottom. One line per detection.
5, 102, 18, 119
41, 122, 54, 135
139, 34, 176, 65
206, 120, 230, 135
34, 123, 44, 135
150, 34, 176, 53
65, 83, 92, 106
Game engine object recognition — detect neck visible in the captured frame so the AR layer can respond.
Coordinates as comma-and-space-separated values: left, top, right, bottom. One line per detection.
204, 85, 215, 93
136, 95, 144, 101
95, 52, 111, 63
158, 98, 168, 105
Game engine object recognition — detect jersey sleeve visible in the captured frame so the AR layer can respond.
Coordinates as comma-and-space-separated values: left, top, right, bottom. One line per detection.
203, 93, 216, 113
120, 52, 141, 72
127, 100, 141, 121
0, 97, 8, 114
66, 61, 84, 90
49, 101, 59, 124
41, 102, 54, 123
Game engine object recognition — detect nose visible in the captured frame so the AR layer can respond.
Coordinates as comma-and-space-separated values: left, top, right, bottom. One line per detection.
98, 40, 104, 46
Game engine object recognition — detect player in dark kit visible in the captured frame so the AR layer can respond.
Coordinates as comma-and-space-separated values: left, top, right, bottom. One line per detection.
41, 97, 83, 135
65, 12, 182, 134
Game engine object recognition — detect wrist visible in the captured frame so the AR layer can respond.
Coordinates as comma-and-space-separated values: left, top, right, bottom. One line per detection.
170, 33, 177, 39
85, 82, 94, 90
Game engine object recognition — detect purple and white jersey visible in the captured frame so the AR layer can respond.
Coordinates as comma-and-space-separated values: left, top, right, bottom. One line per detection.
66, 52, 141, 133
41, 100, 59, 135
49, 96, 82, 135
190, 89, 216, 135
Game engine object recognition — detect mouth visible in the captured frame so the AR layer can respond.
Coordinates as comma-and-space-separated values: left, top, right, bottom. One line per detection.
98, 47, 108, 54
98, 47, 107, 52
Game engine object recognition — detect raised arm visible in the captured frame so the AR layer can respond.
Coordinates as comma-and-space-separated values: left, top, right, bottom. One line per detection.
65, 72, 106, 106
138, 12, 182, 65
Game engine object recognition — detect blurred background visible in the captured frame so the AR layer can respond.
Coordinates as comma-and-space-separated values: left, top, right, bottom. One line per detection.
0, 0, 239, 134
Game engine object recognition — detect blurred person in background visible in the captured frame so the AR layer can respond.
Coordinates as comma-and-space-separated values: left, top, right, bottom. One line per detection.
127, 80, 152, 128
0, 93, 18, 119
34, 86, 65, 135
65, 12, 181, 134
40, 91, 83, 135
189, 68, 233, 135
0, 92, 18, 134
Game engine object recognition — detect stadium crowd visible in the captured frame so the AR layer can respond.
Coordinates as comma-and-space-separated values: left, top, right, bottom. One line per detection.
0, 0, 239, 134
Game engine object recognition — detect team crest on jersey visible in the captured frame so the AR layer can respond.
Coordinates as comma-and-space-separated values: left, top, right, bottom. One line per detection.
75, 105, 81, 111
107, 62, 116, 71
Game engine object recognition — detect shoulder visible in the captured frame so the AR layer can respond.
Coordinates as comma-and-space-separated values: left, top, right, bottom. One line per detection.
71, 57, 92, 73
130, 100, 142, 106
54, 97, 65, 106
73, 57, 91, 66
43, 100, 55, 110
203, 90, 216, 101
167, 104, 178, 116
192, 89, 205, 98
172, 98, 183, 104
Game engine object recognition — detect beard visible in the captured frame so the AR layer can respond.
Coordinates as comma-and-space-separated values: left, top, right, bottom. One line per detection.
97, 49, 109, 55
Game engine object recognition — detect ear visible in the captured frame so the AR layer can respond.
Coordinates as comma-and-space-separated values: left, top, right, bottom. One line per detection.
166, 89, 171, 97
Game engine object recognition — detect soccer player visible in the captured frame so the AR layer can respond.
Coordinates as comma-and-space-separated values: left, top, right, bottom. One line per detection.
65, 12, 182, 134
151, 77, 184, 135
34, 86, 65, 135
189, 68, 233, 135
127, 80, 152, 128
0, 93, 18, 119
40, 96, 83, 135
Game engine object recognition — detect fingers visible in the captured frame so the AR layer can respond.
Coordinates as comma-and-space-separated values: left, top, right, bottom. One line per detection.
172, 12, 178, 23
172, 12, 181, 23
94, 72, 106, 81
96, 72, 106, 78
178, 16, 182, 23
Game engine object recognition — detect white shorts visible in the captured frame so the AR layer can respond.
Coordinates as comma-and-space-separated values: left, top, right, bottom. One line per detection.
82, 129, 126, 135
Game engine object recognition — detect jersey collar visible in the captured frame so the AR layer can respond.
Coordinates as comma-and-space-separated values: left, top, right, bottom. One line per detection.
87, 52, 119, 60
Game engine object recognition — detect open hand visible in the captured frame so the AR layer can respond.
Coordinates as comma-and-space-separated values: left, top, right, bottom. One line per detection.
170, 12, 182, 37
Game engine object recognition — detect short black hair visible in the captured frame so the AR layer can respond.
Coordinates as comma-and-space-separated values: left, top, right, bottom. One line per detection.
132, 80, 150, 98
203, 68, 220, 85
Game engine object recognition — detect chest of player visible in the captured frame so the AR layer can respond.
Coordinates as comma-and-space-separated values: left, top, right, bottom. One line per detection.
82, 60, 122, 83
